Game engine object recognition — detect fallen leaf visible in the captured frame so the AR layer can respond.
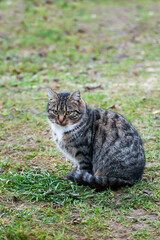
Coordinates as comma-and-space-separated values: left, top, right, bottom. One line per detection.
69, 193, 80, 197
71, 217, 85, 224
45, 0, 53, 4
52, 204, 63, 209
91, 56, 97, 61
116, 54, 129, 59
12, 68, 21, 74
84, 83, 103, 91
17, 167, 24, 172
141, 97, 146, 101
10, 107, 27, 112
145, 136, 156, 140
143, 189, 152, 195
153, 110, 160, 114
149, 177, 154, 182
154, 115, 160, 120
104, 44, 114, 50
12, 196, 19, 202
107, 104, 122, 111
53, 78, 60, 82
38, 51, 47, 57
42, 204, 49, 207
133, 71, 139, 76
76, 28, 86, 33
44, 190, 54, 196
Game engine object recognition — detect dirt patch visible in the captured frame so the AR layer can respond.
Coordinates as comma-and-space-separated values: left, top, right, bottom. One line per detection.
131, 209, 159, 222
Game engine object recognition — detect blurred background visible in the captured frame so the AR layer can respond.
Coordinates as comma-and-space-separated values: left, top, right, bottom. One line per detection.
0, 1, 160, 239
1, 0, 160, 96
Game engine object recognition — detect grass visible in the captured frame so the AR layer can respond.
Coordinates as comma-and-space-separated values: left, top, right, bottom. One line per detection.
0, 0, 160, 239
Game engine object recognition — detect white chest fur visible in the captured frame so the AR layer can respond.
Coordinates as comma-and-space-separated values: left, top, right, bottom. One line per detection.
48, 120, 79, 167
50, 122, 66, 142
49, 121, 77, 142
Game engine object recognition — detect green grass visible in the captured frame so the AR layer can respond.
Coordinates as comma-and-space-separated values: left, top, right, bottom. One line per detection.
0, 0, 160, 239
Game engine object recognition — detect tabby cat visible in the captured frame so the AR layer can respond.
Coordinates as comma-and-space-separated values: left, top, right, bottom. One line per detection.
47, 89, 145, 190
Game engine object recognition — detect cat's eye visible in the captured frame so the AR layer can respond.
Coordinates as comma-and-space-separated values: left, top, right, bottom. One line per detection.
53, 110, 58, 115
66, 111, 72, 115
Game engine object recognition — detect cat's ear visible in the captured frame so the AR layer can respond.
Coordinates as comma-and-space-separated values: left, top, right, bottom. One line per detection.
47, 88, 58, 100
70, 90, 81, 101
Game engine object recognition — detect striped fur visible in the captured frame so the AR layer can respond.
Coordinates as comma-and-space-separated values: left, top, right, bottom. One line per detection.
47, 89, 146, 190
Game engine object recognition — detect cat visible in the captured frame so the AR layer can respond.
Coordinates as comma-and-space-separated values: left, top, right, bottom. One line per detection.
47, 88, 145, 190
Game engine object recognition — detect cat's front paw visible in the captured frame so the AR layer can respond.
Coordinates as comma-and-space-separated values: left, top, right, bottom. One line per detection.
66, 171, 83, 184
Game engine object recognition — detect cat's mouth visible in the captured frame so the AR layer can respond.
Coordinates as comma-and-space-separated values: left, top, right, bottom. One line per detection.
56, 120, 67, 126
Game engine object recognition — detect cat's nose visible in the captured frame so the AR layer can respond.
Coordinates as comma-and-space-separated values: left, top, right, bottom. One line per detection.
58, 115, 64, 124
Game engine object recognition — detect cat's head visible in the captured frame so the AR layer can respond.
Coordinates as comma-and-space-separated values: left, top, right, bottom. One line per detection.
47, 89, 86, 126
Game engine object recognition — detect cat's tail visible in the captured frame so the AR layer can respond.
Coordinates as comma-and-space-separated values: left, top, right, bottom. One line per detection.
67, 170, 133, 190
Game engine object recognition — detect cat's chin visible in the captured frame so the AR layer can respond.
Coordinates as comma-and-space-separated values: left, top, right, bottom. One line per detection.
56, 123, 67, 127
56, 121, 78, 127
55, 122, 70, 129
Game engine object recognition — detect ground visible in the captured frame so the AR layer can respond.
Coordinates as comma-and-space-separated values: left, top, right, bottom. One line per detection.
0, 0, 160, 239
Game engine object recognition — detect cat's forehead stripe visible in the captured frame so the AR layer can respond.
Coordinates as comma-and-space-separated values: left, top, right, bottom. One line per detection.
59, 92, 71, 99
57, 92, 70, 111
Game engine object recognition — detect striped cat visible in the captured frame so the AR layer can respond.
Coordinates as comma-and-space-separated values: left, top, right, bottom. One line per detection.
47, 89, 145, 190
